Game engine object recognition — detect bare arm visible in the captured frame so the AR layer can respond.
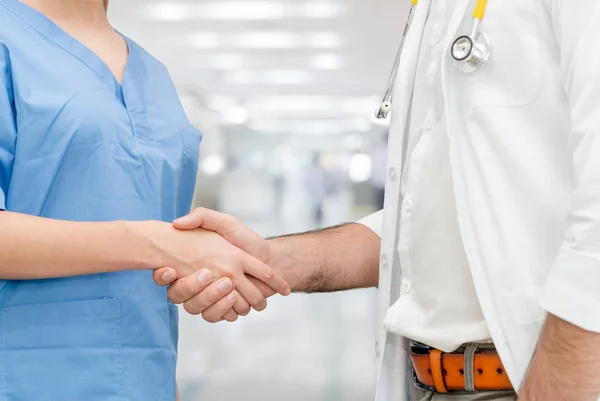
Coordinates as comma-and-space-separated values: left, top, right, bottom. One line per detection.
518, 314, 600, 401
267, 223, 381, 293
0, 211, 161, 279
0, 210, 290, 310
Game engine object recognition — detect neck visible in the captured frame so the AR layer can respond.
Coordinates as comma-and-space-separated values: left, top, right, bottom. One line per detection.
22, 0, 109, 27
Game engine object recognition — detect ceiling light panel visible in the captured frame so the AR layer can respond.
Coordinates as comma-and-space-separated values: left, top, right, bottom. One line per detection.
188, 32, 220, 49
179, 31, 342, 50
145, 2, 344, 21
233, 31, 342, 49
310, 53, 342, 70
225, 70, 312, 85
245, 96, 380, 117
247, 117, 373, 135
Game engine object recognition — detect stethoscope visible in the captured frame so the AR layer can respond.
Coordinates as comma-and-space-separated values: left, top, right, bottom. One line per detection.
375, 0, 490, 119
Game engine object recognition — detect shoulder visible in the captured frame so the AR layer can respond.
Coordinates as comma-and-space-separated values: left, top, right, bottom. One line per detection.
0, 4, 23, 40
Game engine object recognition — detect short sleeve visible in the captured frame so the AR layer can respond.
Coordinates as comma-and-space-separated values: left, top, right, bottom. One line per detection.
539, 0, 600, 332
0, 42, 16, 211
357, 210, 383, 237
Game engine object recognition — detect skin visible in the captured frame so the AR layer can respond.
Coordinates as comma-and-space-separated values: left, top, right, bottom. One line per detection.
518, 314, 600, 401
160, 209, 600, 400
155, 208, 380, 319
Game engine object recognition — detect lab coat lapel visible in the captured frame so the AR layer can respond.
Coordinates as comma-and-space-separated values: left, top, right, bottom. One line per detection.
374, 1, 432, 400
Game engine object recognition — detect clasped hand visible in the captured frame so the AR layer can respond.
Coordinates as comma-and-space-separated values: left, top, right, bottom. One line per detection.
151, 208, 288, 323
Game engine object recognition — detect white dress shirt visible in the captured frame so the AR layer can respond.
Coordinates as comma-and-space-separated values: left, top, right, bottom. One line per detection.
376, 0, 491, 352
358, 1, 600, 400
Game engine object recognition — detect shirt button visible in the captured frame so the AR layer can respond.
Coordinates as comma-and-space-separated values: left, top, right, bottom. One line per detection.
402, 280, 412, 294
388, 167, 397, 180
423, 118, 434, 132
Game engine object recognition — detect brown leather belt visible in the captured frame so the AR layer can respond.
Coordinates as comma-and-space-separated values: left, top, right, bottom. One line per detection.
409, 343, 513, 393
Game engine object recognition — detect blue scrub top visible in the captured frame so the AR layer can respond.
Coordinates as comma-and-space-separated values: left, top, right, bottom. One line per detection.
0, 1, 202, 400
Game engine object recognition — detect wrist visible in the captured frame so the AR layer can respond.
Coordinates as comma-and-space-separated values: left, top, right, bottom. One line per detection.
267, 236, 315, 292
119, 220, 173, 270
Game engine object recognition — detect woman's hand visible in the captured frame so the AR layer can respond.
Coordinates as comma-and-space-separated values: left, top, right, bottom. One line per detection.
141, 220, 290, 316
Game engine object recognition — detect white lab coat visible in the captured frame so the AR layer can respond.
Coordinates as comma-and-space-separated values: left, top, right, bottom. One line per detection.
365, 1, 600, 400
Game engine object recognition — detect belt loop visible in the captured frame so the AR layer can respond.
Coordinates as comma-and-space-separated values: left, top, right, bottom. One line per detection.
428, 349, 448, 393
464, 343, 478, 392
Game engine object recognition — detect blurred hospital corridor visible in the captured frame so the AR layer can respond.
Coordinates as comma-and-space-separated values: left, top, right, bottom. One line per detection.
105, 0, 405, 399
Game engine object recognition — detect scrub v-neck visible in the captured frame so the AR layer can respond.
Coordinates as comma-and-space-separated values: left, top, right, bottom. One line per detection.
2, 0, 135, 108
2, 0, 153, 140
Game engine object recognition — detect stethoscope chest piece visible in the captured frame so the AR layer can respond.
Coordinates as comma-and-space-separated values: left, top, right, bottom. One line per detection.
450, 31, 490, 74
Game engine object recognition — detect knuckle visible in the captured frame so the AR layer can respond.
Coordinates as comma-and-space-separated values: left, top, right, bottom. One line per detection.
185, 277, 199, 294
250, 296, 267, 311
183, 301, 201, 315
167, 287, 182, 304
224, 214, 239, 225
235, 305, 251, 316
254, 302, 267, 312
263, 268, 275, 280
193, 207, 207, 216
203, 312, 220, 324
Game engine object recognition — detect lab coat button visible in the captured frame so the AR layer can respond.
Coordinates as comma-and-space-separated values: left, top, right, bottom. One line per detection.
403, 199, 413, 213
402, 280, 412, 294
388, 167, 397, 180
432, 29, 442, 44
375, 343, 382, 358
380, 254, 388, 269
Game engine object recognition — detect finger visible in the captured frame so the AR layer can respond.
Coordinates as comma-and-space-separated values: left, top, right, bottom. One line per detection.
173, 208, 269, 263
223, 309, 239, 323
167, 269, 214, 304
173, 207, 235, 233
242, 254, 291, 296
233, 295, 251, 316
180, 277, 233, 315
235, 276, 268, 311
153, 267, 177, 286
248, 276, 277, 298
201, 291, 239, 323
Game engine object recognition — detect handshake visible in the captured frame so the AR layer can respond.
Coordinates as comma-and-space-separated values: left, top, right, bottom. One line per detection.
145, 208, 293, 323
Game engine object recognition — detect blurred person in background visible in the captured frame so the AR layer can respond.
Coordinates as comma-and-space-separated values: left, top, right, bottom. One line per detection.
305, 153, 329, 225
370, 133, 388, 210
0, 0, 289, 400
158, 1, 600, 401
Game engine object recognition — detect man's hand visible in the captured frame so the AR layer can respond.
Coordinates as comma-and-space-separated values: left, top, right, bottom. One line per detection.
518, 314, 600, 401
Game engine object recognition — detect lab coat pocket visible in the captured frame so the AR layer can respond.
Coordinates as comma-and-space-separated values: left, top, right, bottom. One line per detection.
461, 0, 541, 107
0, 298, 123, 401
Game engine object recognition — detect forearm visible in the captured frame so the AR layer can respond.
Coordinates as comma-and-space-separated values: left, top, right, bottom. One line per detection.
519, 313, 600, 401
0, 211, 165, 279
267, 223, 380, 293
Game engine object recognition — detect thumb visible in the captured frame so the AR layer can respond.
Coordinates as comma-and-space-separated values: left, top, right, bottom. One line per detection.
173, 208, 207, 230
174, 208, 269, 263
153, 267, 177, 286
